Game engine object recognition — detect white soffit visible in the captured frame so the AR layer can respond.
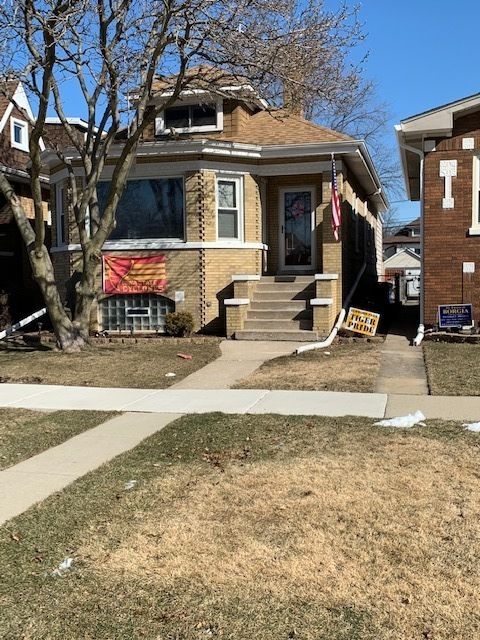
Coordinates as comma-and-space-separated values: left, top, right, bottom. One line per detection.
400, 92, 480, 137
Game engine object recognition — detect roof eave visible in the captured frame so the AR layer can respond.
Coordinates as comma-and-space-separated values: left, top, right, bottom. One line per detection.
42, 138, 387, 212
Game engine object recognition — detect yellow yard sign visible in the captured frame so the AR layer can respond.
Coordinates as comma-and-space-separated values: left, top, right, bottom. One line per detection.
345, 307, 380, 337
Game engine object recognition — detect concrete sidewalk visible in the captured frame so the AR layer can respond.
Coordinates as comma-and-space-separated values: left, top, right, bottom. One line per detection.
171, 340, 303, 389
0, 412, 179, 525
375, 306, 428, 395
2, 382, 480, 420
0, 383, 387, 417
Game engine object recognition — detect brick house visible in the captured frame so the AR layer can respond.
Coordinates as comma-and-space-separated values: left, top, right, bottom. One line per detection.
0, 80, 50, 321
396, 93, 480, 328
44, 67, 387, 340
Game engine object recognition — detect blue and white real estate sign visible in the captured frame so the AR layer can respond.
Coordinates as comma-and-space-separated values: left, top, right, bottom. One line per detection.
438, 304, 473, 329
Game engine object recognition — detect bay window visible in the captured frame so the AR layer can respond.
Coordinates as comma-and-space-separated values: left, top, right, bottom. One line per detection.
97, 177, 184, 241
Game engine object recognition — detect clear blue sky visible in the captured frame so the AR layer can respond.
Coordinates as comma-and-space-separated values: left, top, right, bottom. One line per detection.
351, 0, 480, 223
54, 1, 479, 224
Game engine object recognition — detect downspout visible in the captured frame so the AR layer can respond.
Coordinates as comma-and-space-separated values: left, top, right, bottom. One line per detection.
296, 262, 366, 354
398, 140, 425, 345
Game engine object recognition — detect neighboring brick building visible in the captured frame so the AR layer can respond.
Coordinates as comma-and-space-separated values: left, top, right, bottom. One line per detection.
397, 93, 480, 328
0, 80, 50, 322
44, 66, 387, 339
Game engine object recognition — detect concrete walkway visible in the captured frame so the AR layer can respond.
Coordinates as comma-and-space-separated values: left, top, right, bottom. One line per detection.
375, 306, 428, 395
0, 412, 179, 525
171, 340, 303, 389
0, 383, 387, 417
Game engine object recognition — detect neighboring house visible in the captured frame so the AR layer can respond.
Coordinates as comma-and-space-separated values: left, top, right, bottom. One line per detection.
383, 217, 421, 260
0, 80, 50, 322
44, 65, 387, 340
382, 217, 421, 303
396, 92, 480, 327
383, 248, 421, 303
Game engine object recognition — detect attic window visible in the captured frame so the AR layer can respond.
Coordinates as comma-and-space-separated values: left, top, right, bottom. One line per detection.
156, 98, 223, 135
11, 117, 28, 152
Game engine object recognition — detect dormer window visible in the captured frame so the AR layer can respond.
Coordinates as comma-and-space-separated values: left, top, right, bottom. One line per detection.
156, 97, 223, 135
11, 117, 28, 152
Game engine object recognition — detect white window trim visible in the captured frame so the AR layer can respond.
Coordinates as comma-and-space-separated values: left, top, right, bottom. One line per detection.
10, 117, 29, 152
155, 97, 223, 135
216, 174, 244, 242
470, 155, 480, 235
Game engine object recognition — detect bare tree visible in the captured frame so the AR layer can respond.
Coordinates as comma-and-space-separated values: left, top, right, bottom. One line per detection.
0, 0, 372, 350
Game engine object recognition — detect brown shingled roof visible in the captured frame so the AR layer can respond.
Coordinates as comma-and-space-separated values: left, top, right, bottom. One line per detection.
153, 64, 251, 93
217, 109, 353, 145
0, 79, 19, 121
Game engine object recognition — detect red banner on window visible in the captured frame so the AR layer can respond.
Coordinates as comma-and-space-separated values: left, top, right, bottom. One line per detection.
103, 255, 167, 294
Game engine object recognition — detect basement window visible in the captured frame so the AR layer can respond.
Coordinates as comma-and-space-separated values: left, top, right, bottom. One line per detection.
100, 294, 174, 332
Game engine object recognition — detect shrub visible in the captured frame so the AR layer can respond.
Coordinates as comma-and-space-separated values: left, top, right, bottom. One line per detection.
165, 311, 194, 337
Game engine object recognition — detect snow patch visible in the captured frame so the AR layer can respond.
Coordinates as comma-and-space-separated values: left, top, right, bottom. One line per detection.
463, 422, 480, 433
374, 410, 426, 429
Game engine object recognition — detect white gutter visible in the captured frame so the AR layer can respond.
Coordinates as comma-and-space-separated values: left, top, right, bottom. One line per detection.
296, 262, 366, 354
395, 126, 425, 345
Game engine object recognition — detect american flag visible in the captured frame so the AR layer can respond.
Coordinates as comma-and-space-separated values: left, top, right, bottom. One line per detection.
331, 154, 341, 241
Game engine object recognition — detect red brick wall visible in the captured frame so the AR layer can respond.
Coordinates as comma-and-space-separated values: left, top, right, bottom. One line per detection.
423, 111, 480, 325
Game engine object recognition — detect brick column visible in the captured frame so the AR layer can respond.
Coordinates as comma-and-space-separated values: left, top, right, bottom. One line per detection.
225, 299, 250, 338
311, 273, 339, 335
223, 275, 260, 337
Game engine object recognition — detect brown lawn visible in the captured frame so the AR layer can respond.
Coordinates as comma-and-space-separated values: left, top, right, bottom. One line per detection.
0, 408, 116, 470
1, 414, 479, 639
0, 339, 220, 388
424, 341, 480, 395
235, 339, 381, 392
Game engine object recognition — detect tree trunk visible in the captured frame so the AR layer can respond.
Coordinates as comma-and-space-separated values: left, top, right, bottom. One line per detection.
29, 245, 89, 352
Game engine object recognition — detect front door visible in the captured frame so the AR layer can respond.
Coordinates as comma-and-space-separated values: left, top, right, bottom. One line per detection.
279, 187, 316, 271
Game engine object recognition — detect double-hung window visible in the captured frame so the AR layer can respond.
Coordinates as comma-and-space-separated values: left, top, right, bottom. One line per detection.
217, 176, 243, 241
471, 156, 480, 234
11, 117, 28, 152
56, 185, 66, 245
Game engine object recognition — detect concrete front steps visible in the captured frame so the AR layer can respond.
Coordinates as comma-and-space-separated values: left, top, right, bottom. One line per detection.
235, 275, 319, 341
